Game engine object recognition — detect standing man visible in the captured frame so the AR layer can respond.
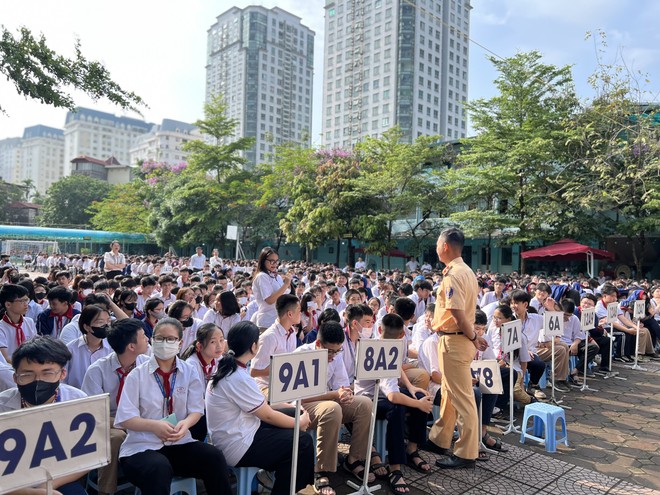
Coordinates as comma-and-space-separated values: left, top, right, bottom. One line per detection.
104, 241, 126, 279
427, 228, 486, 469
190, 247, 206, 273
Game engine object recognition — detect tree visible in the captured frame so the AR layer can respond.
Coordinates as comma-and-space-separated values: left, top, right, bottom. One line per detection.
456, 51, 581, 272
0, 27, 143, 114
183, 95, 255, 181
39, 175, 112, 227
87, 181, 151, 233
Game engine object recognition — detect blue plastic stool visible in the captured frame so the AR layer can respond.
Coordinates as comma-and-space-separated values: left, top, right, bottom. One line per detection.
520, 402, 568, 453
524, 367, 548, 389
374, 419, 388, 460
230, 467, 260, 495
135, 476, 197, 495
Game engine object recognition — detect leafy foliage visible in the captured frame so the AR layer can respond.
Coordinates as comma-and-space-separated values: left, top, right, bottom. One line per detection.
39, 174, 112, 227
87, 182, 150, 233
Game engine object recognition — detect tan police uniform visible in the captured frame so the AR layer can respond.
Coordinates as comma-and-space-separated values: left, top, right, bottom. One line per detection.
428, 257, 479, 460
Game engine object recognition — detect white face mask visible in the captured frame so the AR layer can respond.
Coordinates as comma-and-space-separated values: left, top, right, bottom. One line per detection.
359, 326, 372, 339
238, 297, 248, 305
82, 289, 93, 296
153, 311, 166, 319
307, 302, 318, 311
152, 341, 180, 360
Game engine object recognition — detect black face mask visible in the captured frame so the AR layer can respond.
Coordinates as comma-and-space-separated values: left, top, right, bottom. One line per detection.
18, 380, 59, 406
124, 302, 136, 311
195, 295, 203, 305
35, 293, 46, 301
180, 317, 194, 328
90, 325, 109, 339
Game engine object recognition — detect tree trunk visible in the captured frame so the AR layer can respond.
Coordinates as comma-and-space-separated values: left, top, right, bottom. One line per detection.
348, 238, 355, 268
520, 241, 527, 275
335, 238, 341, 267
486, 233, 492, 271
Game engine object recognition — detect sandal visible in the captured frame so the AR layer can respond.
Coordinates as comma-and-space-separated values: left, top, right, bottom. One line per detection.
482, 434, 509, 452
388, 469, 409, 494
369, 451, 389, 479
406, 449, 431, 473
313, 472, 336, 495
342, 458, 376, 483
477, 450, 489, 462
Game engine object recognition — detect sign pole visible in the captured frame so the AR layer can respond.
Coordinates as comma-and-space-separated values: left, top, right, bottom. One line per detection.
627, 320, 646, 371
289, 399, 301, 495
627, 301, 647, 371
44, 468, 53, 495
346, 380, 381, 494
544, 312, 565, 408
501, 349, 520, 435
580, 339, 598, 392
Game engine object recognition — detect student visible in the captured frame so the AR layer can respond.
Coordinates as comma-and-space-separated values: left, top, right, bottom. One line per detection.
142, 297, 166, 341
60, 293, 128, 345
558, 299, 599, 381
202, 290, 243, 336
480, 276, 508, 308
530, 282, 551, 316
411, 304, 435, 354
181, 323, 226, 441
0, 336, 87, 495
167, 300, 201, 352
115, 318, 231, 495
252, 247, 292, 332
137, 276, 157, 313
409, 279, 433, 323
36, 286, 80, 338
340, 304, 371, 382
393, 297, 430, 390
114, 288, 141, 319
0, 284, 38, 363
155, 275, 177, 309
82, 319, 150, 495
250, 294, 301, 394
324, 286, 347, 313
355, 314, 434, 494
65, 305, 113, 389
206, 321, 314, 495
294, 321, 374, 493
580, 294, 612, 371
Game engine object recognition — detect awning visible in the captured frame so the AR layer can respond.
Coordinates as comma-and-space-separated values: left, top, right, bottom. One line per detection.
521, 239, 615, 261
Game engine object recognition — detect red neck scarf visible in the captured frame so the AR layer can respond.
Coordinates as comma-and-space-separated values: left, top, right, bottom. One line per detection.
3, 314, 25, 348
195, 351, 216, 381
53, 305, 74, 337
115, 362, 136, 407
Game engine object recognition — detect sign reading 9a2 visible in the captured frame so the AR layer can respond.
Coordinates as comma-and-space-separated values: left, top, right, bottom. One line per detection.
0, 395, 110, 494
355, 339, 405, 380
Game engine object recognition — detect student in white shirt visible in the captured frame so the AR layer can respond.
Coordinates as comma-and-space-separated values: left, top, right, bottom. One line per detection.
206, 321, 314, 495
410, 304, 435, 354
324, 286, 347, 313
294, 321, 374, 492
0, 284, 38, 363
82, 318, 150, 495
252, 248, 292, 331
0, 336, 87, 495
189, 247, 206, 272
409, 280, 433, 323
137, 276, 157, 313
65, 304, 113, 389
167, 300, 202, 352
480, 277, 508, 308
530, 282, 551, 316
155, 275, 177, 309
202, 290, 244, 336
115, 318, 231, 495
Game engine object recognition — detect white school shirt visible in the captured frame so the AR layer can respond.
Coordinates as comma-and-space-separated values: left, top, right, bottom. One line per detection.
0, 383, 86, 412
408, 293, 426, 322
251, 321, 297, 389
26, 300, 44, 322
488, 325, 531, 373
189, 254, 206, 270
0, 361, 15, 392
252, 272, 284, 328
595, 299, 623, 321
195, 305, 209, 320
104, 251, 125, 268
209, 256, 222, 268
65, 336, 113, 389
185, 352, 217, 390
354, 375, 399, 401
324, 298, 347, 314
245, 300, 259, 323
59, 315, 82, 345
0, 316, 37, 357
530, 297, 546, 316
560, 314, 586, 345
475, 333, 497, 360
205, 363, 265, 466
294, 342, 350, 390
115, 356, 204, 458
480, 291, 505, 308
202, 311, 242, 336
417, 333, 439, 376
181, 318, 204, 353
82, 352, 150, 417
340, 330, 358, 383
410, 320, 432, 352
521, 313, 544, 352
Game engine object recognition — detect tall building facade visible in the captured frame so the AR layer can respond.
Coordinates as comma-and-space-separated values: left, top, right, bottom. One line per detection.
129, 119, 199, 165
63, 107, 153, 173
322, 0, 470, 149
0, 137, 22, 185
206, 6, 315, 167
20, 125, 65, 195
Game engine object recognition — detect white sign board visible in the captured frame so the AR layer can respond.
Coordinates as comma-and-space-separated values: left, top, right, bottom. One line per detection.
470, 360, 504, 394
543, 311, 564, 339
226, 225, 238, 241
269, 350, 328, 404
355, 339, 405, 380
606, 302, 618, 324
633, 300, 646, 320
0, 395, 110, 494
501, 320, 522, 353
580, 307, 596, 331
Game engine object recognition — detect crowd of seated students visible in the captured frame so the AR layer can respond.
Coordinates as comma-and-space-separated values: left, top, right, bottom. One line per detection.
1, 245, 659, 495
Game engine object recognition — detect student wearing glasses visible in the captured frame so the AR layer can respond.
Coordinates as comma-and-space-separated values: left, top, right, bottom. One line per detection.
252, 247, 292, 332
0, 284, 38, 363
114, 318, 231, 495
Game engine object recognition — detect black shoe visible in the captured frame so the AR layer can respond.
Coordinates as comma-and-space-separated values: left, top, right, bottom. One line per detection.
435, 454, 476, 469
422, 441, 452, 457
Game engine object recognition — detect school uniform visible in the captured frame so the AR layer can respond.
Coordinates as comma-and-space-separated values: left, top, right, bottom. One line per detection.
205, 361, 314, 495
533, 312, 569, 380
251, 321, 297, 391
252, 271, 285, 329
37, 306, 80, 338
26, 300, 45, 322
417, 333, 441, 398
115, 356, 230, 495
480, 291, 506, 308
561, 314, 599, 373
202, 311, 242, 336
65, 336, 113, 389
0, 315, 37, 358
181, 318, 204, 353
154, 292, 177, 310
0, 361, 15, 392
410, 320, 432, 353
595, 300, 653, 355
294, 343, 372, 471
324, 299, 347, 313
0, 383, 86, 412
340, 328, 358, 383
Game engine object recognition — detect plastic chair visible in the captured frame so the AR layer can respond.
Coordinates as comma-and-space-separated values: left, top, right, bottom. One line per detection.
230, 466, 260, 495
519, 402, 568, 453
86, 469, 133, 495
135, 476, 197, 495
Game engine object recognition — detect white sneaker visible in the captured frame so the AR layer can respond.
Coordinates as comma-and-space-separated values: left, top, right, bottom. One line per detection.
492, 407, 501, 415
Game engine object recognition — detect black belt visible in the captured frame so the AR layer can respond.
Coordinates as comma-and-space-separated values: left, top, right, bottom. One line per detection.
439, 331, 464, 336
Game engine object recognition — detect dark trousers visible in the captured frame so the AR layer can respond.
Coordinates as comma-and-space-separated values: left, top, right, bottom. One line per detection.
376, 389, 428, 465
589, 331, 613, 366
120, 441, 231, 495
495, 367, 517, 409
527, 354, 546, 385
58, 481, 87, 495
571, 341, 599, 372
236, 422, 314, 495
189, 414, 207, 441
643, 317, 660, 347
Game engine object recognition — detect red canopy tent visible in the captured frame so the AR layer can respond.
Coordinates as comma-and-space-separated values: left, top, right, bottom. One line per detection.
521, 239, 615, 277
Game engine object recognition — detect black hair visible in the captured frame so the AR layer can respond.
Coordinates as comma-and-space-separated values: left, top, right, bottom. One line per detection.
94, 280, 109, 292
257, 246, 278, 273
46, 286, 71, 303
494, 304, 514, 321
167, 300, 193, 320
114, 288, 137, 307
381, 313, 405, 338
359, 303, 374, 317
210, 321, 260, 387
439, 227, 465, 250
560, 299, 576, 314
107, 318, 144, 354
141, 276, 157, 288
345, 304, 365, 324
398, 283, 413, 296
276, 293, 300, 317
154, 317, 184, 339
17, 279, 36, 302
536, 282, 551, 293
474, 309, 488, 326
12, 335, 71, 370
414, 280, 433, 292
318, 321, 345, 345
317, 308, 341, 327
181, 323, 223, 360
144, 297, 164, 314
394, 297, 416, 321
344, 288, 361, 301
425, 303, 435, 314
581, 293, 598, 304
0, 284, 29, 317
217, 290, 240, 317
301, 292, 314, 313
78, 304, 109, 335
511, 289, 531, 304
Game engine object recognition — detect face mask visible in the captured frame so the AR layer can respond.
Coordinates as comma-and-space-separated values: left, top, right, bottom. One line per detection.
153, 311, 166, 319
82, 289, 93, 296
9, 276, 19, 284
124, 302, 136, 311
307, 302, 318, 311
238, 297, 248, 305
35, 293, 46, 301
152, 341, 180, 360
359, 326, 372, 339
180, 317, 194, 328
90, 324, 109, 339
195, 295, 203, 305
18, 380, 59, 406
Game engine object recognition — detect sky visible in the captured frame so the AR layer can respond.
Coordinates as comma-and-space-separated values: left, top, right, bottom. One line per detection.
1, 0, 659, 144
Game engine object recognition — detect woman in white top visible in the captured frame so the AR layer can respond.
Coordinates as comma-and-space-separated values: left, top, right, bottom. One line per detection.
206, 321, 314, 495
252, 248, 292, 331
104, 241, 126, 279
65, 304, 112, 389
115, 318, 231, 495
167, 300, 202, 351
202, 290, 244, 335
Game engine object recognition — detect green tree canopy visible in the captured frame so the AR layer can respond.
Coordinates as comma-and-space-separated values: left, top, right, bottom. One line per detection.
39, 174, 112, 228
87, 181, 151, 233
